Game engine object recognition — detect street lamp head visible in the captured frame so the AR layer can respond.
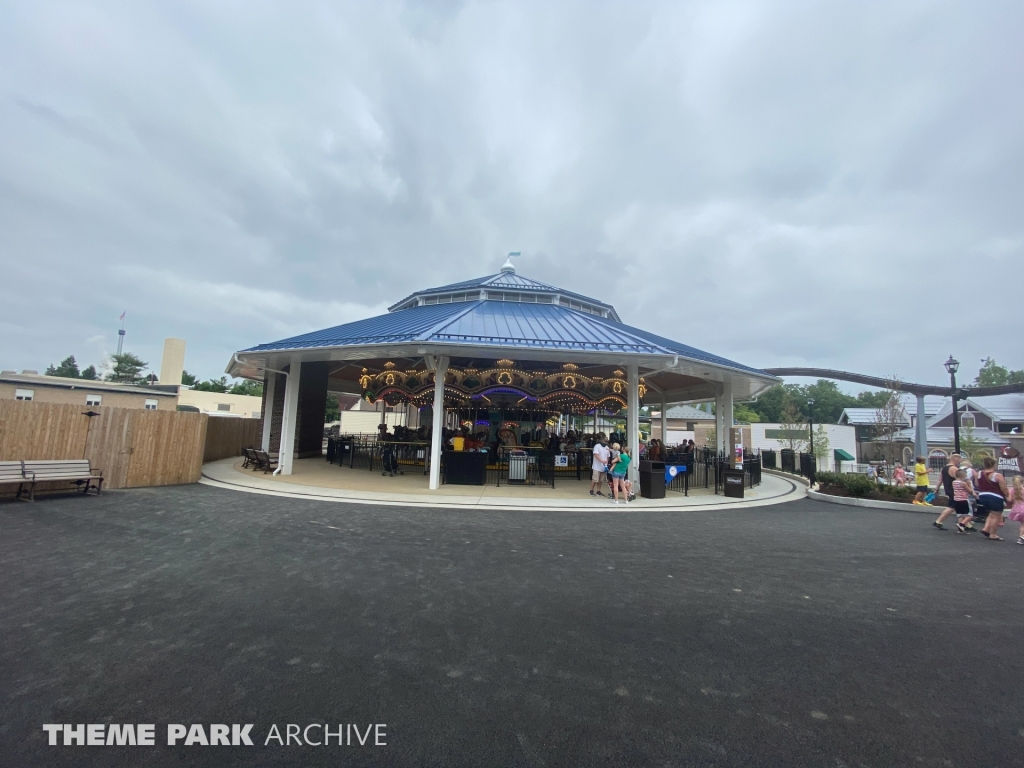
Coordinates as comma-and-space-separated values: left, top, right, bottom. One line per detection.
944, 355, 959, 375
807, 398, 815, 407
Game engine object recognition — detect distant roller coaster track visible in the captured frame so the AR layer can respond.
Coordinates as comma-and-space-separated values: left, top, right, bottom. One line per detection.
761, 367, 1024, 399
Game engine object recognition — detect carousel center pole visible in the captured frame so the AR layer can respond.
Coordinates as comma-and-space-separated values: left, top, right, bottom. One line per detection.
428, 356, 449, 490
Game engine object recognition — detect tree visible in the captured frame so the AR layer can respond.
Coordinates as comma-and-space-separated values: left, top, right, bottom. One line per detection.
804, 379, 858, 424
873, 378, 905, 471
812, 423, 830, 462
229, 380, 263, 397
106, 353, 148, 384
45, 355, 81, 378
959, 422, 988, 466
193, 377, 229, 393
733, 404, 761, 423
80, 365, 98, 380
854, 390, 891, 408
325, 394, 340, 423
975, 357, 1024, 387
181, 370, 198, 386
747, 384, 804, 423
778, 404, 808, 452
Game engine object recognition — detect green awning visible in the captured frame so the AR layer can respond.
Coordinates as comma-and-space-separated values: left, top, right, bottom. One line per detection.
834, 448, 856, 461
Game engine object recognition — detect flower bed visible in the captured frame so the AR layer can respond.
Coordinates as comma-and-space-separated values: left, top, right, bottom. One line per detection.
814, 471, 919, 505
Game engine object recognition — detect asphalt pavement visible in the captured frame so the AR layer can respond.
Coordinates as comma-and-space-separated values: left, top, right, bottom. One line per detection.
2, 484, 1022, 767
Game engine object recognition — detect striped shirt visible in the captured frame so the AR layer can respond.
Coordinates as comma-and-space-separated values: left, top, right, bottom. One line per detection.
952, 479, 970, 502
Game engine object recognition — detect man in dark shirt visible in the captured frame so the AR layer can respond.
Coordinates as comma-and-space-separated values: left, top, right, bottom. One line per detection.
932, 454, 974, 532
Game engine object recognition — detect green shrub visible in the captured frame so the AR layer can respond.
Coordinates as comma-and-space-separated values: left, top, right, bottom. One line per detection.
816, 471, 842, 487
881, 484, 913, 500
843, 475, 875, 496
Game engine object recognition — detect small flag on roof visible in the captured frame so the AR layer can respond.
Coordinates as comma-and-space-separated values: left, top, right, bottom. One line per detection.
119, 311, 126, 321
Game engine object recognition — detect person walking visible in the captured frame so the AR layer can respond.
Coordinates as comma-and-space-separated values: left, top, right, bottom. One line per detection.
976, 457, 1010, 541
893, 463, 906, 487
933, 454, 970, 531
589, 434, 610, 497
951, 469, 977, 533
912, 456, 931, 505
1007, 475, 1024, 545
608, 445, 631, 504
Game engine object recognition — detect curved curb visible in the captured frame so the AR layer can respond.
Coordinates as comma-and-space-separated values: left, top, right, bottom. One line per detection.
807, 489, 931, 513
199, 460, 806, 512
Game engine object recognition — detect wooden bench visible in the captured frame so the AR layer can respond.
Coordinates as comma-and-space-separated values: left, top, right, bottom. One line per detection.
0, 459, 103, 501
253, 450, 278, 474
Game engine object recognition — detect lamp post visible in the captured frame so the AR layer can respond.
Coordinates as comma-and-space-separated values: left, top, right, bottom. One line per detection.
944, 355, 960, 455
807, 397, 815, 458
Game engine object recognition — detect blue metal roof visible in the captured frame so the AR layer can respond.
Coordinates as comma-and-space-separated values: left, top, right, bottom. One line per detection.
245, 300, 766, 374
388, 272, 613, 313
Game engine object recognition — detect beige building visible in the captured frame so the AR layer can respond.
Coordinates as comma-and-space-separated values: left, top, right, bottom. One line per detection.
0, 371, 178, 410
176, 388, 262, 418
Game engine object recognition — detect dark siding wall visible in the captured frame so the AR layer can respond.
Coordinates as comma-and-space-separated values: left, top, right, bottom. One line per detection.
296, 361, 328, 458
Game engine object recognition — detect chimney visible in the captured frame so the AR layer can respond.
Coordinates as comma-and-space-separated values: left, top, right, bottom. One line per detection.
159, 338, 186, 386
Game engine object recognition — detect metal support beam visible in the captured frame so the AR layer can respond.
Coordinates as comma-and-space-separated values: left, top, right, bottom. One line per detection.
278, 355, 302, 476
627, 364, 640, 483
914, 394, 928, 463
660, 393, 667, 445
428, 356, 449, 490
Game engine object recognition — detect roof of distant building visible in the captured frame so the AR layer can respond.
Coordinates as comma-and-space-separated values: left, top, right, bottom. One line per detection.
0, 371, 176, 397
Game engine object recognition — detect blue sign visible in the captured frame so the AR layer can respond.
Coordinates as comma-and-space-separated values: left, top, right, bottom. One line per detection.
665, 465, 687, 485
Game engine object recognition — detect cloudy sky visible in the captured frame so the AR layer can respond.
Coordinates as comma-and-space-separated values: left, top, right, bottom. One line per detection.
1, 1, 1021, 389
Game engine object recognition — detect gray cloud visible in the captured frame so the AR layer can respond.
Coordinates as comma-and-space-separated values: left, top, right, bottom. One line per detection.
0, 1, 1021, 388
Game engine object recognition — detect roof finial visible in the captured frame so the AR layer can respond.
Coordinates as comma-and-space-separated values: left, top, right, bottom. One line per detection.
501, 251, 520, 273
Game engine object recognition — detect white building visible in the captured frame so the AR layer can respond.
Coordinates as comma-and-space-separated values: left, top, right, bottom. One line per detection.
750, 422, 858, 472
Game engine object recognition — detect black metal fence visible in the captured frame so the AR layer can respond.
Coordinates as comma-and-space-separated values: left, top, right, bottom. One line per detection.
661, 448, 762, 496
325, 438, 765, 494
770, 447, 816, 484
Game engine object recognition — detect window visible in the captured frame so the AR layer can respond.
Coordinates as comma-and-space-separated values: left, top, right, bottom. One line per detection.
144, 399, 158, 410
15, 388, 34, 400
217, 403, 231, 412
928, 450, 947, 470
960, 413, 975, 428
85, 394, 102, 406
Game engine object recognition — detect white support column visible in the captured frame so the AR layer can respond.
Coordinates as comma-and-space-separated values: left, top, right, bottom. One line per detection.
627, 364, 640, 483
278, 355, 302, 475
261, 372, 276, 452
723, 378, 734, 448
660, 393, 668, 445
714, 392, 725, 453
428, 356, 449, 490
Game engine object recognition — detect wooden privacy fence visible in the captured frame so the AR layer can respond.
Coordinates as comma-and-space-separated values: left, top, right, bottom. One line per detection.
203, 416, 261, 462
0, 400, 208, 492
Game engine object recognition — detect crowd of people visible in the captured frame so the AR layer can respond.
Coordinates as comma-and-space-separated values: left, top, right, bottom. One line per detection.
911, 453, 1024, 543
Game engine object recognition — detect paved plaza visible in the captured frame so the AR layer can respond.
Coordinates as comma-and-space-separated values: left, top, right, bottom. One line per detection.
2, 486, 1022, 767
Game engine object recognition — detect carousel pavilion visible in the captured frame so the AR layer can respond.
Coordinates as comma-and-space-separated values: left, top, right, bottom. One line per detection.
227, 258, 779, 489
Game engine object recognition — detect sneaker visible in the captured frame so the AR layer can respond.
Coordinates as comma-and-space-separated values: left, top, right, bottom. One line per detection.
589, 490, 595, 496
595, 491, 604, 497
1016, 537, 1024, 545
912, 500, 923, 506
956, 523, 967, 534
932, 522, 946, 530
611, 499, 619, 505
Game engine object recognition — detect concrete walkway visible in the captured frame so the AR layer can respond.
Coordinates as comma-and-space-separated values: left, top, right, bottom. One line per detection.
201, 457, 805, 511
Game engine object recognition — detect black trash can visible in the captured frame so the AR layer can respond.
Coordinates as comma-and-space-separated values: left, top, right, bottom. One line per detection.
639, 460, 666, 500
722, 468, 745, 498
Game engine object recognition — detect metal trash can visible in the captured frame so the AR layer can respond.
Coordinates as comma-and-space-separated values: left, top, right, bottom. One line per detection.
639, 460, 666, 499
722, 469, 745, 498
508, 450, 528, 483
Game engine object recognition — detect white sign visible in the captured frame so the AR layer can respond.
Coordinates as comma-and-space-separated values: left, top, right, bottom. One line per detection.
555, 454, 568, 467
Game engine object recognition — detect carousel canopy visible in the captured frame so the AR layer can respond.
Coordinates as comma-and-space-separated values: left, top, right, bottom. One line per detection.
228, 263, 779, 403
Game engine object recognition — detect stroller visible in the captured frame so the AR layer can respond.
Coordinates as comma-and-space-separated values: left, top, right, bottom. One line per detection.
381, 444, 403, 477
